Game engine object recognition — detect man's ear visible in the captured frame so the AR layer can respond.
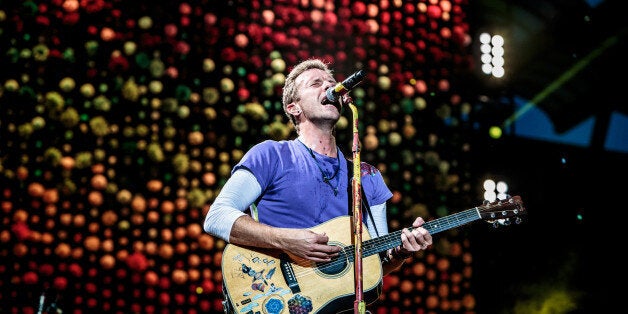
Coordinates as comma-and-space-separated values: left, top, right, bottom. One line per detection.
287, 103, 301, 115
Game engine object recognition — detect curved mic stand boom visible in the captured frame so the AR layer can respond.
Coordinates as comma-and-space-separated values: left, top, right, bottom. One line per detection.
348, 99, 366, 314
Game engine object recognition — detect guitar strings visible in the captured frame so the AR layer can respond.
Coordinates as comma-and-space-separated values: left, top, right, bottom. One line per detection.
267, 201, 522, 280
278, 209, 485, 279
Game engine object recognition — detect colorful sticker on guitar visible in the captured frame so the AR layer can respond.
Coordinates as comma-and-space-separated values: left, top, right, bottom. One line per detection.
287, 294, 313, 313
263, 296, 285, 314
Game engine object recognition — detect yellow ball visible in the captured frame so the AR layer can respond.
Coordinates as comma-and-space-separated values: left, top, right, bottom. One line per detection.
489, 126, 502, 139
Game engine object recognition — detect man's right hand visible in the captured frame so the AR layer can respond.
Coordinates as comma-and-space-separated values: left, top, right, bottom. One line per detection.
277, 228, 341, 262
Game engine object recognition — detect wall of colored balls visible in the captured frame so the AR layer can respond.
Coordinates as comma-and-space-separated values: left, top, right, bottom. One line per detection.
0, 0, 480, 313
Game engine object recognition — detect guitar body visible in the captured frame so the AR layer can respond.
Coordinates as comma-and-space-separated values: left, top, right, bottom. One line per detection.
221, 216, 383, 314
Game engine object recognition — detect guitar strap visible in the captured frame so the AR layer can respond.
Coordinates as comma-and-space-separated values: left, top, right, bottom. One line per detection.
346, 159, 380, 237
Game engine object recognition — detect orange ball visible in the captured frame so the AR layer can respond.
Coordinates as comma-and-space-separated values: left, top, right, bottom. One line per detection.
147, 180, 163, 193
197, 234, 214, 250
399, 279, 413, 293
88, 190, 103, 206
145, 270, 159, 286
175, 242, 188, 255
14, 243, 28, 257
100, 254, 116, 270
60, 156, 75, 170
13, 209, 28, 223
43, 189, 59, 204
55, 243, 72, 258
188, 269, 200, 282
425, 294, 439, 309
84, 236, 100, 251
175, 197, 188, 211
159, 244, 174, 259
73, 214, 86, 227
161, 229, 173, 242
101, 210, 118, 226
91, 174, 108, 190
16, 166, 28, 180
160, 200, 175, 214
187, 224, 202, 239
131, 195, 147, 213
174, 227, 186, 240
145, 242, 157, 255
172, 269, 188, 285
147, 210, 160, 224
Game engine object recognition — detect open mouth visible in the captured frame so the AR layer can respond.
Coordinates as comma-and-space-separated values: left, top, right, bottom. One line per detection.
321, 97, 341, 111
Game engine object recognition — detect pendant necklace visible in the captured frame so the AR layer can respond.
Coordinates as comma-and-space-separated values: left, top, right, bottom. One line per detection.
299, 140, 341, 196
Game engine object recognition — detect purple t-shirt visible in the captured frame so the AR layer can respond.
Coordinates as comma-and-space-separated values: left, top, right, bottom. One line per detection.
233, 139, 393, 229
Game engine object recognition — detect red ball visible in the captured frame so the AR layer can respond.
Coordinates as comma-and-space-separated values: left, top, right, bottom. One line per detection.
86, 298, 98, 308
201, 279, 214, 293
145, 287, 156, 299
237, 88, 250, 101
199, 300, 212, 311
131, 303, 142, 313
68, 263, 83, 277
175, 293, 185, 305
85, 282, 97, 294
159, 277, 171, 289
126, 252, 148, 272
38, 263, 53, 276
159, 292, 170, 305
23, 271, 38, 284
88, 267, 98, 277
427, 5, 442, 19
246, 73, 259, 84
53, 277, 68, 290
351, 2, 366, 16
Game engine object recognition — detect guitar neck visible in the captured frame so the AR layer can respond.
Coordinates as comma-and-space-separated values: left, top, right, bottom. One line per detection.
347, 208, 481, 261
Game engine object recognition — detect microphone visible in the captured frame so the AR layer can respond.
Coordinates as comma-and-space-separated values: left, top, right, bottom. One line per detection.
325, 69, 366, 103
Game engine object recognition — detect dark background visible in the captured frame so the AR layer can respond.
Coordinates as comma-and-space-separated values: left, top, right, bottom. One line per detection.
470, 136, 626, 313
467, 1, 627, 311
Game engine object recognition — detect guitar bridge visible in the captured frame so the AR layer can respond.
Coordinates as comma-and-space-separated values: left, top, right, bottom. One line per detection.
279, 254, 301, 293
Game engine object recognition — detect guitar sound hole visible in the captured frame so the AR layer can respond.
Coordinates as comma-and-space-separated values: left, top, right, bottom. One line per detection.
315, 243, 349, 277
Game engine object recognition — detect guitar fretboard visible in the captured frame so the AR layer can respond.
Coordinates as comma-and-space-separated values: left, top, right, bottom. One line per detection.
344, 208, 481, 262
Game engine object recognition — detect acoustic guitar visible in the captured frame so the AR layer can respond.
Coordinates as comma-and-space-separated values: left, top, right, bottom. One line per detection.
221, 195, 525, 314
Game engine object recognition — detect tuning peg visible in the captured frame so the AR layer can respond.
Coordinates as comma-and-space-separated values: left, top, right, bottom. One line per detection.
514, 217, 522, 224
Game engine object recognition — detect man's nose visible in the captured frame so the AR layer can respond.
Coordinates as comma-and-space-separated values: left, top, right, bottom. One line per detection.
323, 81, 337, 90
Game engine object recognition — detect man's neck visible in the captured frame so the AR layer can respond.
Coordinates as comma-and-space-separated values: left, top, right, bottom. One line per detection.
297, 126, 337, 157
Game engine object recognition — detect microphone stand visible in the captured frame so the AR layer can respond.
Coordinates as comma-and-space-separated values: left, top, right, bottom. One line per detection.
348, 99, 366, 314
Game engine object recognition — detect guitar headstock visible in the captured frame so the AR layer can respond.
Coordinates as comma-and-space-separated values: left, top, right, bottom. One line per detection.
478, 195, 526, 227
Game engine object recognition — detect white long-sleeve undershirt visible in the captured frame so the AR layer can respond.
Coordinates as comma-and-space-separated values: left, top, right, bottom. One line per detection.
203, 169, 389, 242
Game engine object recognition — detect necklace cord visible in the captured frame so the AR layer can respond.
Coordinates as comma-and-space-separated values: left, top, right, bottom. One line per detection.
299, 140, 341, 195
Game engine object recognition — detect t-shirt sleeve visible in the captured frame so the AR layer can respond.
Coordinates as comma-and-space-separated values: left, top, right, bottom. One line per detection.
232, 140, 279, 192
360, 162, 393, 206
